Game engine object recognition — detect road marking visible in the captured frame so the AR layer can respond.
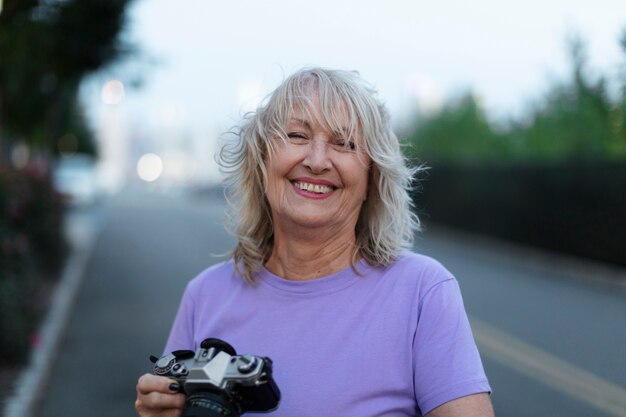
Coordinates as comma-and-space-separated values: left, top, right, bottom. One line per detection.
470, 317, 626, 417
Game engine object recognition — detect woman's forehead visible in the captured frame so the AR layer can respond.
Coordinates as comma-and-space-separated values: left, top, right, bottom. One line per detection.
286, 99, 354, 131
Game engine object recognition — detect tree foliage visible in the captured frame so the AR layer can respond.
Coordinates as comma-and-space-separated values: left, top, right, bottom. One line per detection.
404, 93, 511, 164
0, 0, 134, 159
0, 0, 134, 364
516, 34, 622, 161
404, 31, 626, 164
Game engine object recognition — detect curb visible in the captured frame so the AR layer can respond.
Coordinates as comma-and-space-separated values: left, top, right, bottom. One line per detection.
2, 209, 100, 417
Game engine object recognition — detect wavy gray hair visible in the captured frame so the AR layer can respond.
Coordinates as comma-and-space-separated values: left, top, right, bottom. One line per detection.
219, 67, 422, 284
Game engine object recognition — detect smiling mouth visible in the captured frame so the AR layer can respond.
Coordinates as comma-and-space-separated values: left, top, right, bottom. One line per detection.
292, 181, 335, 194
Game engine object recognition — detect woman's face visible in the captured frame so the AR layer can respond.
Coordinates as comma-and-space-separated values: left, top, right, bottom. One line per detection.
264, 95, 371, 235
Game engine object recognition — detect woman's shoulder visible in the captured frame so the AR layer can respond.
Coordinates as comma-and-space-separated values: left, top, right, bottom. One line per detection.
185, 258, 242, 293
392, 250, 453, 275
377, 250, 456, 292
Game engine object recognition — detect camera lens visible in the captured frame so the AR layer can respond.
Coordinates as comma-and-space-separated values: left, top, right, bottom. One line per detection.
181, 392, 239, 417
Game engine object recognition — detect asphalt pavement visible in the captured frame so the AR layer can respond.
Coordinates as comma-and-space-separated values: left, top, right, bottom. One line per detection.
4, 188, 626, 417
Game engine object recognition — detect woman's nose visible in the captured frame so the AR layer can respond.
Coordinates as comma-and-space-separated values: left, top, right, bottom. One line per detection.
302, 140, 332, 173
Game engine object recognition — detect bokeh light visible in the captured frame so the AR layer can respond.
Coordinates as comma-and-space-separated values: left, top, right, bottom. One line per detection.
11, 143, 29, 169
136, 153, 163, 182
101, 80, 125, 105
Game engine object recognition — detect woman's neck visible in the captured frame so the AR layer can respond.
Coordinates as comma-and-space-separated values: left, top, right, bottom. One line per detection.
265, 225, 358, 281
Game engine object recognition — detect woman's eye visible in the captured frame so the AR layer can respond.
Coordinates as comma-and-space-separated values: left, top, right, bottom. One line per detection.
287, 132, 307, 141
335, 139, 356, 151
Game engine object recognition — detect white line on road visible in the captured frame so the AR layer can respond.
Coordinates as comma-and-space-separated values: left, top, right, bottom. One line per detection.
471, 317, 626, 417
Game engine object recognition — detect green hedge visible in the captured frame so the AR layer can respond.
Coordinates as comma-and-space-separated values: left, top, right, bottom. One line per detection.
0, 166, 67, 364
414, 162, 626, 267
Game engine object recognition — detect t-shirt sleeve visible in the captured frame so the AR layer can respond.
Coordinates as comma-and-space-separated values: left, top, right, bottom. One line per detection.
413, 278, 491, 415
163, 281, 196, 354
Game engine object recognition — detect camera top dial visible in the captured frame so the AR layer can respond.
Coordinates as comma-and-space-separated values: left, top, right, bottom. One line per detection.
153, 354, 177, 376
153, 350, 194, 377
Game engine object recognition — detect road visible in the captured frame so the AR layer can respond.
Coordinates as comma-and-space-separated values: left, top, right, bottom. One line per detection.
36, 189, 626, 417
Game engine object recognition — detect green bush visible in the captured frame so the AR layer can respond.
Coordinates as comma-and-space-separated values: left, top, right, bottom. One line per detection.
0, 165, 67, 364
403, 32, 626, 164
404, 93, 512, 164
512, 36, 623, 162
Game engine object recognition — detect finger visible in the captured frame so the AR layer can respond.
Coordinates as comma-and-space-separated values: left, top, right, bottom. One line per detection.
135, 401, 183, 417
135, 391, 186, 417
136, 374, 186, 413
141, 390, 186, 408
137, 374, 180, 395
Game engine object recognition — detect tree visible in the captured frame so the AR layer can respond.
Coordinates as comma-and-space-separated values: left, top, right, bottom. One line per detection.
404, 93, 511, 164
516, 34, 620, 162
403, 30, 626, 165
0, 0, 135, 161
615, 28, 626, 158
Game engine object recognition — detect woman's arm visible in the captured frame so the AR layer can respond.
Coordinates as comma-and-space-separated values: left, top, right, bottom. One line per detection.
427, 393, 495, 417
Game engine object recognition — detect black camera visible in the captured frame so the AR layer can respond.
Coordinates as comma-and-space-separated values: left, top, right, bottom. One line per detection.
150, 338, 280, 417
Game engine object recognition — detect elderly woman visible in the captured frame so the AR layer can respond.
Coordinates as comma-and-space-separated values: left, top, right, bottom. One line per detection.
136, 68, 493, 417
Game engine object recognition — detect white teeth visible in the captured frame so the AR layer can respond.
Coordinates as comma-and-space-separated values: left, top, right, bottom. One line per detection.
293, 181, 333, 194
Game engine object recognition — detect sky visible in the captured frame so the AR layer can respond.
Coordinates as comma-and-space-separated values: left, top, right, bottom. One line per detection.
81, 0, 626, 183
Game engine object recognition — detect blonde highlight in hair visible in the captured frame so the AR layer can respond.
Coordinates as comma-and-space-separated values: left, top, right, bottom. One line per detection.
219, 67, 423, 284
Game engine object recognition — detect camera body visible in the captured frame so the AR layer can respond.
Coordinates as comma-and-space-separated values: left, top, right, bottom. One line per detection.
151, 338, 280, 417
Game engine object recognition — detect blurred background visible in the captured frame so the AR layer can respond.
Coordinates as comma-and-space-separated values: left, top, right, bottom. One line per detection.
1, 0, 626, 416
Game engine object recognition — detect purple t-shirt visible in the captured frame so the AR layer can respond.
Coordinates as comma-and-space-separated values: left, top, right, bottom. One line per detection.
165, 252, 490, 416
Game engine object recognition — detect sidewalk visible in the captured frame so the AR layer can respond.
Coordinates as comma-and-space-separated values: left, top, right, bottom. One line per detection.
2, 208, 101, 417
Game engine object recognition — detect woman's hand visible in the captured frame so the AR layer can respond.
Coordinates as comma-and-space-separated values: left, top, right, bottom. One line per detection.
135, 374, 186, 417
